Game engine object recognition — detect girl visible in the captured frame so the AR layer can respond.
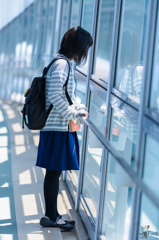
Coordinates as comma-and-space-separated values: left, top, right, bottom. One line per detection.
36, 26, 93, 231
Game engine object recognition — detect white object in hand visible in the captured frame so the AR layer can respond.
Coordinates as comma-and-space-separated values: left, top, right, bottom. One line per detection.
81, 110, 89, 119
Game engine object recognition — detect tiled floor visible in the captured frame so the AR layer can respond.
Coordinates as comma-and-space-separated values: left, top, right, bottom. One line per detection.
0, 100, 88, 240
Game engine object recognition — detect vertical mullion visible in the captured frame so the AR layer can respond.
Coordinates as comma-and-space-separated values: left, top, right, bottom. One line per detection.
41, 0, 50, 56
77, 0, 83, 26
35, 0, 43, 68
130, 1, 158, 240
94, 0, 122, 239
49, 0, 57, 57
75, 0, 99, 211
66, 0, 72, 30
56, 0, 64, 52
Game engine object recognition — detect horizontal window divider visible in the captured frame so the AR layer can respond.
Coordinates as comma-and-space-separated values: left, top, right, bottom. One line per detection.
81, 117, 159, 210
89, 80, 107, 99
145, 108, 159, 126
76, 66, 87, 77
75, 69, 87, 84
91, 74, 108, 90
112, 87, 139, 111
143, 116, 159, 143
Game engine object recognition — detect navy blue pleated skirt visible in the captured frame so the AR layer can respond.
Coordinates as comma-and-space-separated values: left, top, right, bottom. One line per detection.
36, 131, 79, 171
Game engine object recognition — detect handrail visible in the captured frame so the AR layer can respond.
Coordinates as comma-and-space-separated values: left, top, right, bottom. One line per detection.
81, 117, 159, 210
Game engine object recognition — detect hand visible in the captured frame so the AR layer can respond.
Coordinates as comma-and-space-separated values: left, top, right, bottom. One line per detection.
80, 110, 89, 119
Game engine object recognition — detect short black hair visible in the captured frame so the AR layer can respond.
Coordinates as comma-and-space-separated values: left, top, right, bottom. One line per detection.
58, 26, 93, 65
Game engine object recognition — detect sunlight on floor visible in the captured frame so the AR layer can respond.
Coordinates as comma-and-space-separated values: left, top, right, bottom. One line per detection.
61, 190, 72, 210
0, 147, 8, 163
14, 134, 25, 145
15, 145, 26, 155
0, 182, 9, 187
19, 170, 32, 185
0, 110, 4, 122
0, 197, 11, 220
0, 136, 8, 147
0, 127, 7, 134
21, 194, 38, 216
27, 234, 44, 240
12, 123, 22, 132
6, 109, 16, 119
0, 234, 13, 240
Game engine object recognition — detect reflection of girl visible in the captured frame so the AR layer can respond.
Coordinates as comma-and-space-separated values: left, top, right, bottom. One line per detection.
113, 31, 143, 133
116, 31, 143, 101
106, 31, 143, 234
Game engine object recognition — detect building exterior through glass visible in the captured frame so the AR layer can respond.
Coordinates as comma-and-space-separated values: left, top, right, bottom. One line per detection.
0, 0, 159, 239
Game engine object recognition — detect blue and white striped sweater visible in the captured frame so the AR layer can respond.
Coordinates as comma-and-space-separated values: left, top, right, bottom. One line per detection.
41, 55, 83, 132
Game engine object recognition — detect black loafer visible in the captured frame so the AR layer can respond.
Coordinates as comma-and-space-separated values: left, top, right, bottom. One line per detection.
40, 217, 74, 230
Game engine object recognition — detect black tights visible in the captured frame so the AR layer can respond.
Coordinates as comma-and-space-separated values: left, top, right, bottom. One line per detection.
44, 169, 62, 222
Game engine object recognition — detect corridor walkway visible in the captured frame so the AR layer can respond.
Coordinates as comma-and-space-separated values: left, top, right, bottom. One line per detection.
0, 100, 88, 240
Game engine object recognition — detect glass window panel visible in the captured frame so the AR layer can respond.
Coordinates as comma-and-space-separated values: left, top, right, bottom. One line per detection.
59, 0, 69, 41
143, 135, 159, 199
70, 79, 87, 183
33, 1, 41, 55
80, 0, 94, 71
82, 129, 103, 221
44, 0, 55, 55
110, 95, 138, 166
115, 0, 148, 104
94, 0, 115, 81
102, 154, 134, 240
89, 91, 107, 134
51, 0, 62, 54
138, 193, 159, 240
38, 0, 48, 56
70, 0, 80, 28
82, 91, 106, 220
150, 12, 159, 114
81, 0, 94, 33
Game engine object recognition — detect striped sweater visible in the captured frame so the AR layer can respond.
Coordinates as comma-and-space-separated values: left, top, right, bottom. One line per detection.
41, 54, 85, 132
112, 65, 143, 134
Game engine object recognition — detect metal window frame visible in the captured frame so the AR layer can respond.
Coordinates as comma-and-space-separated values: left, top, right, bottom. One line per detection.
81, 117, 159, 211
41, 0, 50, 56
75, 0, 99, 211
94, 0, 122, 239
129, 1, 158, 240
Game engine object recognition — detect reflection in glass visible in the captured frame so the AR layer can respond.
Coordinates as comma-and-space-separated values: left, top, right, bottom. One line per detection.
115, 0, 148, 103
82, 129, 103, 221
102, 154, 133, 240
81, 91, 105, 220
110, 95, 138, 164
138, 194, 159, 240
89, 91, 106, 134
70, 79, 86, 183
143, 135, 159, 198
150, 13, 159, 114
101, 96, 138, 239
94, 0, 115, 81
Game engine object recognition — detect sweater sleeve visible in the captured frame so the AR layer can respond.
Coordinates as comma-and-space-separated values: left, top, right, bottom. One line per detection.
132, 66, 143, 98
48, 60, 81, 120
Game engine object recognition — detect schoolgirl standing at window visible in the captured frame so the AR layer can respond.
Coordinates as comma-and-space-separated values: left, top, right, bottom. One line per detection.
36, 26, 93, 231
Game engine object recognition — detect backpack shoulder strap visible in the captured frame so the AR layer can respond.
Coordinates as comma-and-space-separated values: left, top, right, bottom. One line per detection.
43, 56, 73, 105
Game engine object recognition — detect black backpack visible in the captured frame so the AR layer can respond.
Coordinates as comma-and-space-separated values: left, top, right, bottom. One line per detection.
21, 56, 73, 130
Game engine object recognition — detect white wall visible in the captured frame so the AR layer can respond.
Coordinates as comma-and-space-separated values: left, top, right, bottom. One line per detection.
0, 0, 35, 30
